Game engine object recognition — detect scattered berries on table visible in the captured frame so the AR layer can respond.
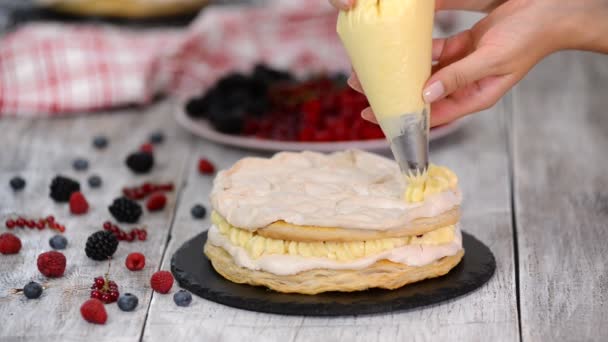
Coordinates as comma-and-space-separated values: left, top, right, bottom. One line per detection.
5, 215, 65, 233
49, 235, 68, 250
103, 221, 147, 242
92, 136, 109, 149
150, 271, 174, 294
72, 158, 89, 171
125, 151, 154, 174
122, 182, 174, 200
109, 197, 142, 223
198, 158, 215, 174
88, 175, 102, 188
50, 175, 80, 203
9, 176, 26, 191
140, 143, 154, 154
146, 193, 167, 211
80, 299, 107, 324
117, 293, 139, 312
37, 251, 66, 277
149, 131, 165, 144
190, 204, 207, 219
85, 231, 119, 261
23, 281, 43, 299
0, 233, 21, 254
125, 252, 146, 271
69, 192, 89, 215
90, 275, 119, 304
173, 290, 192, 307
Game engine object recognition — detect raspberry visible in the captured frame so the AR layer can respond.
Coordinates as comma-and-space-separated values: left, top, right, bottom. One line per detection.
150, 271, 174, 294
198, 158, 215, 174
37, 251, 66, 277
125, 252, 145, 271
80, 299, 107, 324
0, 233, 21, 254
140, 143, 154, 154
146, 193, 166, 212
69, 192, 89, 215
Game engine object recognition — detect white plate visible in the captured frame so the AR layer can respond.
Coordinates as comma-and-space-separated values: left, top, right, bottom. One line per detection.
175, 104, 463, 152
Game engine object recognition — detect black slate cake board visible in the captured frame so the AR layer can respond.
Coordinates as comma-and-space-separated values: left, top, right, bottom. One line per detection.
171, 231, 495, 316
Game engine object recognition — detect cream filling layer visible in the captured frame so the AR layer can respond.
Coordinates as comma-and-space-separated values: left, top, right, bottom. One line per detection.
207, 224, 463, 276
211, 150, 462, 231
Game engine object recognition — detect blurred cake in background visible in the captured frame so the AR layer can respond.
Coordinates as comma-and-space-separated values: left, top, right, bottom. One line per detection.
37, 0, 209, 18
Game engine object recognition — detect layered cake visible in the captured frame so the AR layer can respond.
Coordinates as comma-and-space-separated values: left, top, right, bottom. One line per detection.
204, 150, 463, 294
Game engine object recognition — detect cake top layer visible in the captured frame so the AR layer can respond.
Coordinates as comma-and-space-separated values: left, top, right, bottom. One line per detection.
211, 150, 461, 231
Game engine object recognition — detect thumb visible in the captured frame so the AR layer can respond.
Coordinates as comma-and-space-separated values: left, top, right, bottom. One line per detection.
423, 49, 498, 104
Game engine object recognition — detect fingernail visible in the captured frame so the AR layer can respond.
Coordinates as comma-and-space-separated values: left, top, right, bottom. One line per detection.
423, 81, 445, 103
347, 76, 363, 93
361, 108, 377, 124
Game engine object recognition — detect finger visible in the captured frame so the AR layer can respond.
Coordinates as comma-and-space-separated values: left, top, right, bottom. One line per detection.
423, 47, 498, 104
361, 107, 378, 124
430, 74, 515, 127
328, 0, 355, 10
347, 73, 364, 93
432, 30, 476, 70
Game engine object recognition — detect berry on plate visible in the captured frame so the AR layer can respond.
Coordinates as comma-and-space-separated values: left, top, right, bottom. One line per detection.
9, 176, 26, 191
49, 235, 68, 250
125, 151, 154, 174
92, 136, 109, 149
85, 231, 118, 261
88, 175, 102, 188
90, 275, 119, 304
49, 175, 80, 203
109, 197, 142, 223
190, 204, 207, 219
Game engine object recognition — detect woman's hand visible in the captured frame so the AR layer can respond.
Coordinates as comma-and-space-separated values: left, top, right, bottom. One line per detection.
331, 0, 608, 127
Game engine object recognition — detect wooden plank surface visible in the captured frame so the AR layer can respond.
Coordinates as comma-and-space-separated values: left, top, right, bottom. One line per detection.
0, 101, 190, 342
143, 102, 519, 342
512, 51, 608, 341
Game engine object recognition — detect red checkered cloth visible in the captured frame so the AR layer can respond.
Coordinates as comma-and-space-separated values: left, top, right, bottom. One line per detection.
0, 1, 349, 116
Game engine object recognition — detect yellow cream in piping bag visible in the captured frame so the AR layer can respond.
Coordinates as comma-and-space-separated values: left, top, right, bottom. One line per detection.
211, 211, 456, 261
337, 0, 435, 139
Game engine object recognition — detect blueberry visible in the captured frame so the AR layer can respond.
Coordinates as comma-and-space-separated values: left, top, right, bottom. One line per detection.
118, 293, 139, 312
72, 158, 89, 171
190, 204, 207, 219
49, 235, 68, 250
92, 136, 108, 149
88, 175, 102, 188
9, 176, 26, 191
23, 281, 43, 299
173, 290, 192, 307
149, 131, 165, 145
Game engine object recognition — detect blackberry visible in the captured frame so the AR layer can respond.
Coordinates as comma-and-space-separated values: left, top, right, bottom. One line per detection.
190, 204, 207, 219
92, 136, 108, 149
118, 293, 138, 312
109, 197, 142, 223
88, 175, 102, 188
23, 281, 43, 299
173, 290, 192, 307
72, 158, 89, 171
125, 152, 154, 174
149, 131, 165, 144
49, 235, 68, 250
49, 176, 81, 202
10, 176, 26, 191
85, 231, 118, 261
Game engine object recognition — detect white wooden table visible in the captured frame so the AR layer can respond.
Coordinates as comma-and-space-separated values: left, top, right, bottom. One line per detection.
1, 51, 606, 342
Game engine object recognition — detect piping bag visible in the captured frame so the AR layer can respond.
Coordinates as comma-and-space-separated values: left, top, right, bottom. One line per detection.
337, 0, 435, 176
